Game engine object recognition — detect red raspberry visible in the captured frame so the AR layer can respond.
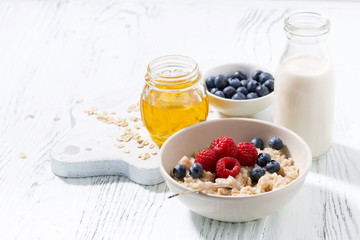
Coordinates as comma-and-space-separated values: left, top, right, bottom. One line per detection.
237, 142, 258, 166
210, 136, 238, 159
194, 149, 218, 173
209, 136, 226, 150
216, 157, 241, 178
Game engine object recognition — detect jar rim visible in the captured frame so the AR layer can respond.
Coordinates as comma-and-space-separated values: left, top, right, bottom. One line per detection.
146, 55, 200, 86
284, 12, 330, 37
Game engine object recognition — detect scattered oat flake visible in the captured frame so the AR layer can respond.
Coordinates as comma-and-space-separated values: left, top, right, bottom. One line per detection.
210, 109, 214, 113
28, 114, 34, 118
123, 148, 130, 154
143, 140, 149, 146
149, 144, 155, 149
54, 116, 61, 121
123, 135, 133, 142
76, 99, 84, 104
142, 153, 151, 160
129, 116, 139, 122
137, 144, 144, 148
85, 147, 92, 151
150, 150, 157, 155
84, 107, 98, 115
134, 125, 141, 130
117, 144, 124, 148
19, 152, 27, 159
127, 102, 140, 113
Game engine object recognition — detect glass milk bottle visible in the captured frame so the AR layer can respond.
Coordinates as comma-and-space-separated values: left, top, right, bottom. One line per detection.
274, 12, 335, 158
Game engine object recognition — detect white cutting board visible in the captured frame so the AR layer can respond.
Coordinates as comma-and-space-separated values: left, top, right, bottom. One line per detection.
50, 93, 165, 185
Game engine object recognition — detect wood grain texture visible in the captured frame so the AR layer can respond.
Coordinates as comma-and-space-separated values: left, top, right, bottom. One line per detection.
0, 0, 359, 239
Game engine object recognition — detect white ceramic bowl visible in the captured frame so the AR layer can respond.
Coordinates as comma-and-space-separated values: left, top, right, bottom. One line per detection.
160, 118, 312, 222
203, 63, 274, 117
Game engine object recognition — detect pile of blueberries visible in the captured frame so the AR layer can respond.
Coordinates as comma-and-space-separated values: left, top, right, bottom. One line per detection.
205, 69, 274, 100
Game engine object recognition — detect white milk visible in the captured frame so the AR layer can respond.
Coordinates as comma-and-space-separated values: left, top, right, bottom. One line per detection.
274, 55, 335, 158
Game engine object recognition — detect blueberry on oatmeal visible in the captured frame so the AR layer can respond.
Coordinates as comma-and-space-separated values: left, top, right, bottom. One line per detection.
257, 153, 271, 167
250, 167, 266, 182
173, 164, 186, 179
250, 137, 264, 150
189, 163, 204, 178
268, 137, 284, 150
266, 160, 281, 173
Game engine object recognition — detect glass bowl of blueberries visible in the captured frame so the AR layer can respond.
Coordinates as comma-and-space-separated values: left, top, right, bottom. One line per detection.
203, 63, 274, 116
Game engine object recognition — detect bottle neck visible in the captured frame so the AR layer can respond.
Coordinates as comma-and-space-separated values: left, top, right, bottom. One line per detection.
283, 34, 331, 61
281, 12, 331, 62
145, 55, 201, 90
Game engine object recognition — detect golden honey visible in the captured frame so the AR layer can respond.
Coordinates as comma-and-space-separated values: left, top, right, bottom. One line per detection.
140, 55, 209, 147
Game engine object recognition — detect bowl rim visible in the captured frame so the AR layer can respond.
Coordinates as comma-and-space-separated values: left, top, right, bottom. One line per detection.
159, 118, 312, 199
203, 62, 274, 103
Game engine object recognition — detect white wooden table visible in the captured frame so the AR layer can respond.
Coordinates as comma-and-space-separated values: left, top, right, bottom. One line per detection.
0, 0, 359, 239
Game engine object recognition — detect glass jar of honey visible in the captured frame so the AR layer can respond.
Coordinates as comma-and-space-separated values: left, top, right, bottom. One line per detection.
140, 55, 209, 147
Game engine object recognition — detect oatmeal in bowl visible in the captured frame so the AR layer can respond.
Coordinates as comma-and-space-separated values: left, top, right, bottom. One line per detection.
160, 118, 312, 222
171, 136, 299, 196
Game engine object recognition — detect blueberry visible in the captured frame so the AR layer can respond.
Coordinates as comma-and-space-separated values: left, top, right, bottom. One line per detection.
251, 70, 263, 81
259, 72, 274, 84
223, 86, 236, 98
214, 90, 225, 98
189, 163, 204, 178
214, 75, 228, 90
268, 137, 284, 150
228, 78, 241, 89
240, 79, 249, 87
210, 88, 219, 94
231, 92, 246, 100
266, 160, 281, 173
236, 86, 248, 95
257, 153, 271, 167
250, 137, 264, 150
255, 85, 270, 97
232, 70, 247, 80
173, 164, 186, 179
224, 74, 231, 80
246, 92, 258, 99
205, 76, 216, 89
263, 79, 274, 92
250, 167, 266, 182
246, 79, 259, 92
